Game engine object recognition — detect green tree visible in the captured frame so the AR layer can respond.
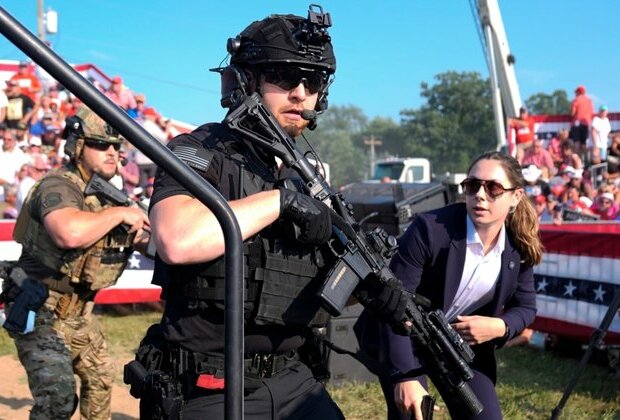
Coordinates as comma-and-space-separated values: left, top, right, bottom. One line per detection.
304, 105, 368, 188
525, 89, 570, 115
400, 71, 496, 175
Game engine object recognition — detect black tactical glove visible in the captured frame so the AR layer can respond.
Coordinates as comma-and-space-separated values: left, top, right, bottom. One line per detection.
354, 278, 413, 336
279, 188, 332, 245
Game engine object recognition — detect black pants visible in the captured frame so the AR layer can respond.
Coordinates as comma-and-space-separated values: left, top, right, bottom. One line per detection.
181, 361, 344, 420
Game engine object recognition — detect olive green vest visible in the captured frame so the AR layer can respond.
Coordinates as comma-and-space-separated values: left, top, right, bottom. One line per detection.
13, 167, 135, 291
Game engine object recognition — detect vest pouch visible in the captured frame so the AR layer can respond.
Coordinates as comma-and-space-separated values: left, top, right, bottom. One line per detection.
253, 269, 330, 328
252, 239, 330, 328
82, 248, 129, 291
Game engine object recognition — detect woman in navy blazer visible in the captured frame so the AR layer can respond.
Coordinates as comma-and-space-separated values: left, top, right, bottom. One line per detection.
355, 151, 543, 420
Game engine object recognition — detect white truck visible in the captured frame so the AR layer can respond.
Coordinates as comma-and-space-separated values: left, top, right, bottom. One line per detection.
368, 157, 432, 183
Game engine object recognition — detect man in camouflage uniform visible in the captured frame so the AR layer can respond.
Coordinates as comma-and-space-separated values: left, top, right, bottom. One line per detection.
6, 106, 150, 419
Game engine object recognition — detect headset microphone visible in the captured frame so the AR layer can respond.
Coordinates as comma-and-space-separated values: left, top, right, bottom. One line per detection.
300, 109, 317, 121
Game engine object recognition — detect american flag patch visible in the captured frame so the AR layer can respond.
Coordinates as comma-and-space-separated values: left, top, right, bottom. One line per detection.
172, 145, 212, 172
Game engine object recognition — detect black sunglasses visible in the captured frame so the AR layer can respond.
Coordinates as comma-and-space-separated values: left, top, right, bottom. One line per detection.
84, 140, 121, 152
460, 177, 518, 199
261, 67, 325, 94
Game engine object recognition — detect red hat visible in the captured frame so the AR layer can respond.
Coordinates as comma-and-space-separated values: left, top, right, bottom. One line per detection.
143, 107, 159, 118
111, 76, 123, 84
575, 85, 586, 94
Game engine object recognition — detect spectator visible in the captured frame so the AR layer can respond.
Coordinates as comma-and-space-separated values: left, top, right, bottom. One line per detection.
129, 93, 147, 119
0, 130, 30, 201
590, 191, 620, 220
33, 95, 61, 123
562, 185, 595, 215
105, 76, 137, 111
560, 139, 583, 170
547, 129, 568, 169
29, 111, 56, 138
0, 85, 7, 125
508, 106, 535, 163
27, 136, 43, 155
47, 84, 66, 113
139, 177, 154, 207
87, 76, 106, 93
62, 93, 83, 117
9, 61, 42, 102
118, 141, 140, 195
531, 194, 560, 223
568, 166, 595, 199
0, 183, 18, 219
569, 85, 594, 157
40, 123, 62, 148
522, 164, 551, 198
591, 105, 611, 162
160, 118, 181, 141
5, 80, 37, 129
16, 153, 50, 212
135, 107, 166, 186
521, 138, 556, 180
14, 122, 32, 150
607, 133, 620, 174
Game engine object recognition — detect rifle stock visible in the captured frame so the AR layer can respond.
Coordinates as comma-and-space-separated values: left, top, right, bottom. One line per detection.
224, 93, 483, 416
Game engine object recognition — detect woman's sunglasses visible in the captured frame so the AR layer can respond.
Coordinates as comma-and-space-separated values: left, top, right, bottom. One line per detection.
460, 177, 518, 199
261, 67, 326, 94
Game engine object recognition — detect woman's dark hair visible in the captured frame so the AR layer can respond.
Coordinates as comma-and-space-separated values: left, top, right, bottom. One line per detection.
467, 151, 543, 266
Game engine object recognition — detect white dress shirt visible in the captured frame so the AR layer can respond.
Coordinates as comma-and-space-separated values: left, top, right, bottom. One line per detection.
445, 214, 505, 321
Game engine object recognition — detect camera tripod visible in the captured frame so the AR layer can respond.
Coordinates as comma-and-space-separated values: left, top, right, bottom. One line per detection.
550, 286, 620, 420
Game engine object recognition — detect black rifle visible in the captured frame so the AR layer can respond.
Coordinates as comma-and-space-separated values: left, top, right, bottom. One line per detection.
224, 93, 483, 416
84, 173, 156, 258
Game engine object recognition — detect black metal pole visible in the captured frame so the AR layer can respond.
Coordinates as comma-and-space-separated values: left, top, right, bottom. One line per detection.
550, 287, 620, 420
0, 7, 244, 419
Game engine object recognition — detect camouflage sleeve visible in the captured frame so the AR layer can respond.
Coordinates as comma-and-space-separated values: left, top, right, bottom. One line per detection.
30, 176, 85, 221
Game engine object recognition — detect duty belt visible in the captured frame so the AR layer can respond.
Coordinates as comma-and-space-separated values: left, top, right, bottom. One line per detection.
168, 345, 299, 381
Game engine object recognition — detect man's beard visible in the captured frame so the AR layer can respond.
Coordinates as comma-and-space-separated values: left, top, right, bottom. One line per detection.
93, 167, 116, 181
283, 122, 305, 138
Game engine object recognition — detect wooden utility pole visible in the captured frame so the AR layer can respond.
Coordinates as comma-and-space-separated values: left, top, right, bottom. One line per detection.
364, 135, 382, 177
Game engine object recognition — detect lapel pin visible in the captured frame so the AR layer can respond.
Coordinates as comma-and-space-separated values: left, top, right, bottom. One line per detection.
508, 261, 515, 270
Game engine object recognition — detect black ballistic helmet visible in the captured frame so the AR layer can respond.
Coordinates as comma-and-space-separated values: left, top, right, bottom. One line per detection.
228, 5, 336, 74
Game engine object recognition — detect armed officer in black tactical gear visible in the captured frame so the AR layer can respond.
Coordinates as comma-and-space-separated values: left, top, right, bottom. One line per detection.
136, 5, 345, 419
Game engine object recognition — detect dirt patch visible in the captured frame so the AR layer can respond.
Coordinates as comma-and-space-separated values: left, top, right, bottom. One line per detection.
0, 354, 139, 419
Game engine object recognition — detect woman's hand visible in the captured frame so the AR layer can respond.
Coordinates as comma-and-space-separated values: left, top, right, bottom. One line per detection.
451, 315, 506, 345
394, 379, 428, 420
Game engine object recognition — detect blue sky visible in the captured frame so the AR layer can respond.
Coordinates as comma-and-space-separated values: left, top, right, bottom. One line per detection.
1, 1, 618, 127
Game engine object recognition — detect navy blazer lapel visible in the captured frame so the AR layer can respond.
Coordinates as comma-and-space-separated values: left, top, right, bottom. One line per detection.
443, 217, 467, 312
491, 232, 520, 313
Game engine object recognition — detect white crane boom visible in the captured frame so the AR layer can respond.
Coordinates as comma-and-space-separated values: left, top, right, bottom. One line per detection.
476, 0, 522, 152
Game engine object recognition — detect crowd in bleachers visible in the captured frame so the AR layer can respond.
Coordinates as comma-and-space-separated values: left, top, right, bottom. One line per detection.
511, 85, 620, 223
0, 61, 174, 219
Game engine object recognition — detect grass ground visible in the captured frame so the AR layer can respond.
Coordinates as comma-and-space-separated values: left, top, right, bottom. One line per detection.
0, 309, 618, 419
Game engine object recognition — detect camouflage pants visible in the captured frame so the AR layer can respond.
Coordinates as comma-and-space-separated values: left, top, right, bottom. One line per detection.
10, 290, 115, 420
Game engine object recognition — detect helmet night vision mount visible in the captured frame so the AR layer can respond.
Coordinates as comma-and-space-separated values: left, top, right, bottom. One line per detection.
213, 4, 335, 113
